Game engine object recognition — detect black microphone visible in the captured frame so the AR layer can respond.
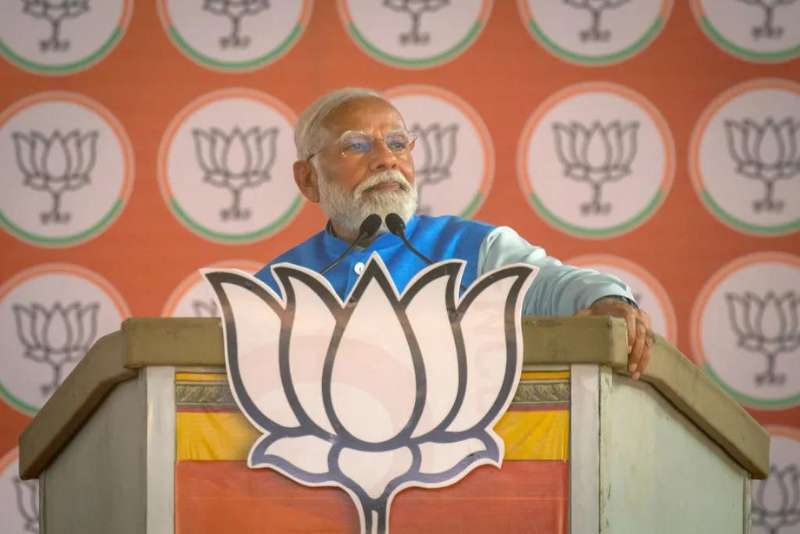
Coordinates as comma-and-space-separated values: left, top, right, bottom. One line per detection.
320, 214, 382, 275
385, 213, 435, 265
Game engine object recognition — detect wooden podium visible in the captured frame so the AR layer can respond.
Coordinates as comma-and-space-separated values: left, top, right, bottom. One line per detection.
19, 316, 768, 533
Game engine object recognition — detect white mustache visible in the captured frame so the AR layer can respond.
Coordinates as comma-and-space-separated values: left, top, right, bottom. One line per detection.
354, 170, 411, 198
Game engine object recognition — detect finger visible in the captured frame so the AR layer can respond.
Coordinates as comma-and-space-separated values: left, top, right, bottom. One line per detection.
637, 333, 654, 376
625, 312, 637, 353
629, 319, 647, 377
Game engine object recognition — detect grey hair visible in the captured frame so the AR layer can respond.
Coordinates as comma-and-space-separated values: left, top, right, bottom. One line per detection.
294, 87, 385, 160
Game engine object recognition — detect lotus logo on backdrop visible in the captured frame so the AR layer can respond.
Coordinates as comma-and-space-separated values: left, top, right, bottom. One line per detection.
725, 291, 800, 386
517, 0, 672, 66
409, 122, 458, 215
205, 256, 536, 534
0, 264, 129, 415
158, 0, 310, 71
21, 0, 90, 52
158, 89, 301, 244
0, 450, 39, 534
13, 301, 99, 396
192, 126, 278, 221
12, 129, 98, 225
724, 117, 799, 214
690, 79, 800, 236
386, 85, 494, 218
568, 254, 677, 343
0, 0, 131, 75
161, 260, 262, 318
751, 428, 800, 534
201, 0, 270, 49
691, 253, 800, 410
383, 0, 449, 45
338, 0, 491, 68
0, 93, 133, 248
552, 120, 639, 215
518, 82, 674, 238
691, 0, 800, 62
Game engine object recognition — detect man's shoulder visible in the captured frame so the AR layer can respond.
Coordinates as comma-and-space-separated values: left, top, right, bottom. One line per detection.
254, 229, 328, 282
412, 214, 495, 234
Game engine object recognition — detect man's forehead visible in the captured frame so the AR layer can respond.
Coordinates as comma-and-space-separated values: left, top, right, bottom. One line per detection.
321, 96, 405, 133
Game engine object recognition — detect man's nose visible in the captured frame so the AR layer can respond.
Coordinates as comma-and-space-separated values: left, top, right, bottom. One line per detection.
368, 141, 399, 171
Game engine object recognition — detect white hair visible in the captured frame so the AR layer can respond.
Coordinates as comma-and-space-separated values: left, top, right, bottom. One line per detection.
294, 87, 385, 160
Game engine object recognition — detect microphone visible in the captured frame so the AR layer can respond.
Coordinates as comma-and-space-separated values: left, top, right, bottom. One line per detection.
320, 214, 382, 275
385, 213, 435, 265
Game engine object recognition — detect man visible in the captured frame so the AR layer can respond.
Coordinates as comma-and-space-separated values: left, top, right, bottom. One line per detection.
255, 87, 654, 379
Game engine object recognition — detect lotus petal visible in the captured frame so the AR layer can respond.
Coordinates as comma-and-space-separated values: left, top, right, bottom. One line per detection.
404, 266, 461, 438
76, 131, 98, 177
584, 122, 611, 169
205, 271, 300, 431
418, 438, 489, 476
725, 293, 751, 338
12, 305, 38, 349
724, 120, 748, 165
43, 132, 70, 181
76, 303, 99, 348
255, 434, 333, 475
43, 303, 70, 351
224, 128, 251, 176
446, 266, 535, 433
12, 133, 37, 178
330, 265, 417, 443
279, 268, 338, 435
339, 447, 413, 499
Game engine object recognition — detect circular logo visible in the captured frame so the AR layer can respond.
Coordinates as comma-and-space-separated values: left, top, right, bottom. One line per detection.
0, 92, 134, 248
338, 0, 492, 69
517, 82, 674, 239
517, 0, 672, 66
691, 0, 800, 63
751, 426, 800, 534
0, 0, 132, 75
158, 88, 302, 244
690, 79, 800, 237
0, 449, 38, 534
690, 252, 800, 410
385, 85, 494, 218
0, 263, 130, 415
568, 254, 677, 343
157, 0, 311, 72
162, 259, 262, 317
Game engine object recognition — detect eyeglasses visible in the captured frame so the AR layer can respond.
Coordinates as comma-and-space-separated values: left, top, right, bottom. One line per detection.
308, 129, 417, 160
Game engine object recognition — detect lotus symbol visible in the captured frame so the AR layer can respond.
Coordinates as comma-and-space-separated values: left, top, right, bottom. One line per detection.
736, 0, 798, 39
752, 463, 800, 534
563, 0, 630, 42
13, 301, 100, 396
205, 256, 536, 534
202, 0, 270, 48
192, 126, 278, 221
12, 476, 39, 533
383, 0, 449, 45
192, 299, 219, 317
553, 120, 638, 215
20, 0, 90, 52
725, 291, 800, 386
724, 117, 799, 213
410, 123, 458, 215
12, 130, 98, 225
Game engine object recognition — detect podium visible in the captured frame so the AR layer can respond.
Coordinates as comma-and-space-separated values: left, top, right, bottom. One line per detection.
19, 316, 768, 533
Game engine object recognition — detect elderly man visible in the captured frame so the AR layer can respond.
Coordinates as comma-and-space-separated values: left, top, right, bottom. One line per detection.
255, 87, 654, 379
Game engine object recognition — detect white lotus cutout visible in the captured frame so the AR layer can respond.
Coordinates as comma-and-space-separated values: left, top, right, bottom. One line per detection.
204, 254, 537, 534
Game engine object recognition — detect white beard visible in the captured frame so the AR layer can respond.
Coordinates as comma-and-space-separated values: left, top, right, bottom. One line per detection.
317, 169, 418, 238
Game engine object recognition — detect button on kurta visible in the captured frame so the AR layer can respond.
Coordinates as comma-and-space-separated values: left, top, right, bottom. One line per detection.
354, 262, 365, 275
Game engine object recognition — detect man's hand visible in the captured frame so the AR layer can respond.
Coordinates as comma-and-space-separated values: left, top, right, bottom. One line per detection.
574, 297, 655, 380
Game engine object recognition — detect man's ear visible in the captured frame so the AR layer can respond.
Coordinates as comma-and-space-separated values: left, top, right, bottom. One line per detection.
293, 160, 319, 203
